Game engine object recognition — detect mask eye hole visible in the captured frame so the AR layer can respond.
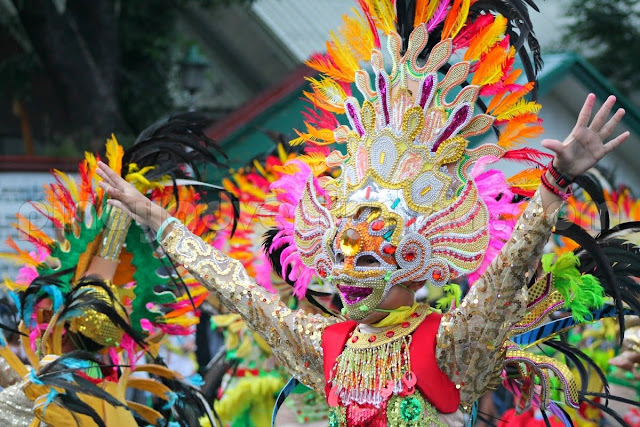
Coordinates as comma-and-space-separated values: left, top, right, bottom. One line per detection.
355, 254, 381, 267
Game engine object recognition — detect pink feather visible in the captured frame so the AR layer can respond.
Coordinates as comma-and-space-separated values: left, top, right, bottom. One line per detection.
254, 251, 276, 293
467, 167, 522, 284
427, 0, 451, 33
268, 160, 323, 297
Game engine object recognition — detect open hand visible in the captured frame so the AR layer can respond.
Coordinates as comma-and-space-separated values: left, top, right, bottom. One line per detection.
96, 161, 169, 230
541, 94, 630, 178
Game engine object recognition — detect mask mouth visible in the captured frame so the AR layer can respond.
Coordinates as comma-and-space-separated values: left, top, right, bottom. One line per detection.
337, 284, 373, 305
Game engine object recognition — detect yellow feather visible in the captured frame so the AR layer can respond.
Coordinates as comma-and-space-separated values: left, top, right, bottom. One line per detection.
489, 81, 534, 115
297, 153, 330, 175
290, 123, 336, 146
53, 169, 79, 201
277, 143, 287, 163
507, 168, 544, 189
366, 0, 395, 34
252, 159, 267, 178
272, 162, 302, 176
325, 37, 359, 83
495, 99, 541, 121
341, 9, 375, 62
303, 76, 347, 113
105, 134, 124, 175
2, 276, 27, 292
463, 14, 507, 62
125, 165, 164, 192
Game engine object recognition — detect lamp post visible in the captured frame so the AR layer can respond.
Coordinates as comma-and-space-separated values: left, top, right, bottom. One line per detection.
179, 45, 209, 112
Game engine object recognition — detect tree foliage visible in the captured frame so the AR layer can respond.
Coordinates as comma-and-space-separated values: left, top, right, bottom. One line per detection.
0, 0, 252, 153
562, 0, 640, 94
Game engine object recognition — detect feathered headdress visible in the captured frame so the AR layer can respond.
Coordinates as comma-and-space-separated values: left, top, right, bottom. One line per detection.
0, 115, 235, 425
267, 0, 549, 300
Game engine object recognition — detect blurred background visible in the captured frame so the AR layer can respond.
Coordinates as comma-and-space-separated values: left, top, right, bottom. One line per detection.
0, 0, 639, 274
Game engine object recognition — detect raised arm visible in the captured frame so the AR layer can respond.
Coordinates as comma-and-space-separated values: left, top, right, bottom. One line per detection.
97, 162, 335, 392
436, 94, 630, 409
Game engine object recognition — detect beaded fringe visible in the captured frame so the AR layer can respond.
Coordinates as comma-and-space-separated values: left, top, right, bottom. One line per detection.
330, 335, 412, 407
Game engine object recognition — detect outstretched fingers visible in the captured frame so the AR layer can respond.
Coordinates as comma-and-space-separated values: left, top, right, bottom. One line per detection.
589, 95, 616, 132
604, 131, 630, 154
599, 107, 626, 140
97, 161, 125, 190
575, 93, 596, 128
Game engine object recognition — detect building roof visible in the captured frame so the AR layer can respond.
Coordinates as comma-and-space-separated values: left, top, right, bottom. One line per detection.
207, 52, 640, 180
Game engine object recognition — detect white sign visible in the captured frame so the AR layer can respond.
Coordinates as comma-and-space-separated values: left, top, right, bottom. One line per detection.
0, 172, 65, 279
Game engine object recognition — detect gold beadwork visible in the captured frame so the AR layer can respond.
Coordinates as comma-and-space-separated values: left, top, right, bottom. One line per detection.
329, 305, 431, 407
161, 222, 335, 393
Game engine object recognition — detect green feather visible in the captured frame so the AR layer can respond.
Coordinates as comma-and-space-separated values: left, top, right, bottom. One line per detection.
126, 223, 173, 331
37, 203, 106, 291
542, 252, 605, 323
435, 283, 461, 311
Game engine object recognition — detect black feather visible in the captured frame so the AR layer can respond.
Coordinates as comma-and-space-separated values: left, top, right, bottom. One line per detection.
582, 397, 631, 427
540, 409, 552, 427
573, 174, 610, 230
34, 351, 132, 427
396, 0, 417, 53
61, 277, 147, 350
544, 339, 610, 399
554, 219, 626, 342
262, 227, 337, 317
583, 391, 640, 408
543, 339, 591, 396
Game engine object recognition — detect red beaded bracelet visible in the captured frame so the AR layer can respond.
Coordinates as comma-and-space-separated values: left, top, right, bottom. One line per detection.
547, 161, 573, 188
541, 170, 571, 200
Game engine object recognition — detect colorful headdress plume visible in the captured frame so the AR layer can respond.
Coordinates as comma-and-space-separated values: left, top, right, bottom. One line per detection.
269, 0, 549, 299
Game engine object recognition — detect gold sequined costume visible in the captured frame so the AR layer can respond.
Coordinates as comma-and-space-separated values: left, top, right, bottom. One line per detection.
160, 188, 558, 424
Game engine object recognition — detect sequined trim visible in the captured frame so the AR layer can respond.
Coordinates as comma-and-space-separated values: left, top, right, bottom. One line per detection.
435, 189, 561, 410
162, 222, 335, 392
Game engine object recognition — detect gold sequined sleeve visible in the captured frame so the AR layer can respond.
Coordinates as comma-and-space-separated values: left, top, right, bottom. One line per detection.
436, 189, 561, 409
622, 324, 640, 353
0, 384, 33, 426
160, 222, 336, 392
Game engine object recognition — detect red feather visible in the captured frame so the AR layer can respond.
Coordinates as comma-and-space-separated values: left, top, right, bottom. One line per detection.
453, 14, 494, 51
502, 148, 553, 168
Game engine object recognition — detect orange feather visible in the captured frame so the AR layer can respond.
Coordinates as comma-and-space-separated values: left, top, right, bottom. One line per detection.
414, 0, 432, 26
507, 168, 544, 189
340, 10, 375, 62
471, 42, 509, 86
2, 236, 46, 267
497, 122, 544, 148
442, 0, 471, 39
463, 14, 507, 62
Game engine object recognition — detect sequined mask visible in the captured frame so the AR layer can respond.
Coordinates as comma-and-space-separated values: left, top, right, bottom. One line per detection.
332, 207, 399, 320
292, 26, 500, 317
